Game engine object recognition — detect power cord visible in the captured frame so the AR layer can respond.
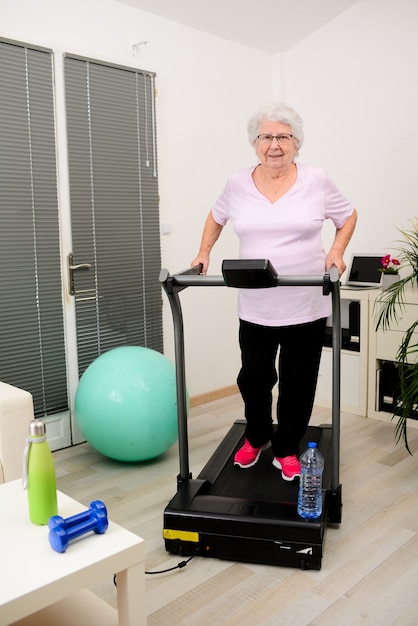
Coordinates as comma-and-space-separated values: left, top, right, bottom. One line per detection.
113, 548, 199, 586
145, 549, 199, 575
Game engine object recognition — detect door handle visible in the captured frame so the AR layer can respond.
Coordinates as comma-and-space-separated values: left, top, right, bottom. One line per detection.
68, 253, 92, 295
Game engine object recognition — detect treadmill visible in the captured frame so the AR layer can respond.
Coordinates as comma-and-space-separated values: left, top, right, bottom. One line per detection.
159, 259, 342, 570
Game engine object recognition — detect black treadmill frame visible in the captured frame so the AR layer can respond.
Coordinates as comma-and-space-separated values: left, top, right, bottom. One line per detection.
159, 260, 342, 570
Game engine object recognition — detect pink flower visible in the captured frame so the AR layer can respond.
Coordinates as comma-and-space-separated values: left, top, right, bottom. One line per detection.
381, 254, 400, 274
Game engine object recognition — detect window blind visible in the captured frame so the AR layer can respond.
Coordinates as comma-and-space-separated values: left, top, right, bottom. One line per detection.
64, 55, 163, 375
0, 39, 68, 416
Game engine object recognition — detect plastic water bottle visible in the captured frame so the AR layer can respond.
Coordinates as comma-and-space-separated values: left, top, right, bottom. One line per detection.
297, 441, 324, 519
22, 420, 58, 524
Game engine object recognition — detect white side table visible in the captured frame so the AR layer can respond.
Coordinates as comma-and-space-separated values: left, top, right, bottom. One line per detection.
0, 480, 146, 626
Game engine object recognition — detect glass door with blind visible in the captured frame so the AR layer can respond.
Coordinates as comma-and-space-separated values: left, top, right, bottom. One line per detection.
0, 40, 70, 448
64, 55, 163, 445
0, 40, 162, 450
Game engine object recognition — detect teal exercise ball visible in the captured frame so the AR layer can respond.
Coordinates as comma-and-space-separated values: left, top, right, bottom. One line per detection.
75, 346, 183, 462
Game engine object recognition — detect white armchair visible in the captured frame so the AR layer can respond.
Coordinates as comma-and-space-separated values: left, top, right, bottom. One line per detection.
0, 382, 34, 483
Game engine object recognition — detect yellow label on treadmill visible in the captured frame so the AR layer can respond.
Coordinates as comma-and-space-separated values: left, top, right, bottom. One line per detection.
163, 529, 199, 542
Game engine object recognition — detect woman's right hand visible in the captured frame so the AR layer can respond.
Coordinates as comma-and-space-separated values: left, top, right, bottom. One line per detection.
191, 212, 223, 276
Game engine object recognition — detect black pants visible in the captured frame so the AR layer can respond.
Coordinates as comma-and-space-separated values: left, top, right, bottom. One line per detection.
237, 317, 326, 458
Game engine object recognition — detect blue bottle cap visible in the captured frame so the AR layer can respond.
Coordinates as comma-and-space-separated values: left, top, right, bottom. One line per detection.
308, 441, 317, 448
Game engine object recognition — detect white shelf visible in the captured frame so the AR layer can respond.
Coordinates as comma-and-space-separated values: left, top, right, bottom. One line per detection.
10, 590, 117, 626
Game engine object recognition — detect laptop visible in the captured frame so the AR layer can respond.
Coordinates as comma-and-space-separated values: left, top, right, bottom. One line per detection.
342, 253, 382, 289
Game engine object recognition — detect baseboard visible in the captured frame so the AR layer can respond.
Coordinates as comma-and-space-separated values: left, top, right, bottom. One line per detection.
190, 384, 239, 408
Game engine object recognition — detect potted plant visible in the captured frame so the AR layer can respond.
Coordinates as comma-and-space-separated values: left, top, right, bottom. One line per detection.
374, 221, 418, 452
379, 254, 400, 289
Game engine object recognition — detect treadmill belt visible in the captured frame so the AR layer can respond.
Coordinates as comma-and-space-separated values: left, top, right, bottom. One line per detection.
206, 445, 298, 501
196, 423, 332, 505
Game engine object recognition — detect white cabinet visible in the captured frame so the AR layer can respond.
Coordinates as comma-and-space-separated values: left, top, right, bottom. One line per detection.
315, 286, 418, 426
315, 288, 371, 416
367, 289, 418, 428
374, 302, 418, 363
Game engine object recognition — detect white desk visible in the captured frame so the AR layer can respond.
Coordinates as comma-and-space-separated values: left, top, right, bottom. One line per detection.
0, 480, 146, 626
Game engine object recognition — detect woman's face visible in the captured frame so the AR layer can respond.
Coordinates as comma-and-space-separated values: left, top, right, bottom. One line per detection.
255, 120, 298, 172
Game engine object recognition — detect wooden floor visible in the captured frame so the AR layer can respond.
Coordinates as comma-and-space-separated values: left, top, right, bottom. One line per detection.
54, 395, 418, 625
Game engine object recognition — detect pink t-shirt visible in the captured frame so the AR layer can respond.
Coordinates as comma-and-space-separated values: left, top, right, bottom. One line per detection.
211, 163, 355, 326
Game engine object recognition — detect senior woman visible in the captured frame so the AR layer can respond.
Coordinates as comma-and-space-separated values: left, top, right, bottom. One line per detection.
191, 103, 357, 482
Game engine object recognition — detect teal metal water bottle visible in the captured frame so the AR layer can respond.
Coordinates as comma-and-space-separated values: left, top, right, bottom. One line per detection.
22, 420, 58, 524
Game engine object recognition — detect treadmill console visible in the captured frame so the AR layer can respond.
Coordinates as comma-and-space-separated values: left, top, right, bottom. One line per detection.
222, 259, 278, 288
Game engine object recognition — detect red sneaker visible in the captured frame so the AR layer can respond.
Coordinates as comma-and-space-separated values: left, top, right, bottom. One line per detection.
234, 439, 270, 468
272, 455, 301, 481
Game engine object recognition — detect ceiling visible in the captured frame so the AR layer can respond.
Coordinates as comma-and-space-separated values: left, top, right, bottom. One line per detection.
115, 0, 359, 53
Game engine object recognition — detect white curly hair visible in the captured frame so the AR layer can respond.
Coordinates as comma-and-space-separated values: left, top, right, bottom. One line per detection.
247, 103, 304, 153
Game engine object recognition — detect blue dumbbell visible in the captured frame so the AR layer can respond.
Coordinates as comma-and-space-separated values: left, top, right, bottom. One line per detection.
48, 500, 107, 532
48, 500, 108, 553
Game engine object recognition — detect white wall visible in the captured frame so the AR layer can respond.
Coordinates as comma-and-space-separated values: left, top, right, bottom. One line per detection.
283, 0, 418, 260
1, 0, 273, 398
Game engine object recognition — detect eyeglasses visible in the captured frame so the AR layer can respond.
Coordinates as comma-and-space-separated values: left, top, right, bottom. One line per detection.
256, 134, 293, 145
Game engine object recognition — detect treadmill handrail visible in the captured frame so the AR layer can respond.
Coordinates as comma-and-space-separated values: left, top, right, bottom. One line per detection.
160, 263, 341, 493
160, 264, 340, 291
